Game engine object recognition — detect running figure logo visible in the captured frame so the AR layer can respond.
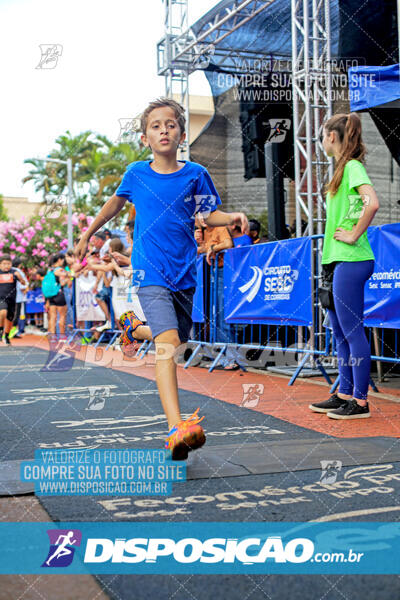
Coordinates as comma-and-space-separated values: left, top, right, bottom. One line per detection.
117, 118, 141, 143
86, 386, 111, 411
320, 460, 342, 484
241, 383, 264, 408
36, 45, 63, 69
266, 119, 291, 143
192, 43, 215, 69
41, 338, 76, 372
42, 529, 82, 568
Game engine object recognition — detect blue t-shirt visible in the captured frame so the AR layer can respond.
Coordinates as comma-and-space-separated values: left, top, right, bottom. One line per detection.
116, 160, 221, 290
233, 234, 253, 247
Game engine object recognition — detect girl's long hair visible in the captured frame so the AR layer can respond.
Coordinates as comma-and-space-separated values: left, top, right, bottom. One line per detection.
325, 112, 366, 196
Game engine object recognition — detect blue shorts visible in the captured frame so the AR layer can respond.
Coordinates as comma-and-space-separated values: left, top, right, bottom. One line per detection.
96, 286, 112, 302
137, 286, 195, 342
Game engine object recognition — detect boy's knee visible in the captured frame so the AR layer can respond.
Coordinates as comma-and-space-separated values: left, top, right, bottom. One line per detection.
155, 330, 181, 360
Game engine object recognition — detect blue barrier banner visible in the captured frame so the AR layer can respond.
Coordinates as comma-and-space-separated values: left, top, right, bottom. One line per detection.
26, 288, 45, 314
192, 256, 204, 323
223, 237, 313, 326
365, 223, 400, 328
1, 522, 400, 574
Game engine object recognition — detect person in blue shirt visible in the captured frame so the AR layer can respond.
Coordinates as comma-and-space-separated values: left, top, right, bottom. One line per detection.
76, 97, 248, 460
229, 224, 253, 247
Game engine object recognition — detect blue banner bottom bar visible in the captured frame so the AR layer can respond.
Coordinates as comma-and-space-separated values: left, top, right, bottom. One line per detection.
1, 522, 399, 574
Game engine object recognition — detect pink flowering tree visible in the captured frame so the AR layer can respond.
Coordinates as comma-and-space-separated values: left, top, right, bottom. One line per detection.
0, 211, 92, 268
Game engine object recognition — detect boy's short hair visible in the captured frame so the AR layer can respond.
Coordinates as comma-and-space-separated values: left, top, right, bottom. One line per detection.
0, 254, 11, 263
249, 219, 261, 234
94, 231, 106, 241
37, 267, 46, 277
141, 97, 186, 135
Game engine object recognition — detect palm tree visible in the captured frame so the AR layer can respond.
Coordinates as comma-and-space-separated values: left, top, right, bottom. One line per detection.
23, 130, 151, 224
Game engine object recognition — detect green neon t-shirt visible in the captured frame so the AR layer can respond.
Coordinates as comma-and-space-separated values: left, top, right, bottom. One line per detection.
321, 159, 375, 264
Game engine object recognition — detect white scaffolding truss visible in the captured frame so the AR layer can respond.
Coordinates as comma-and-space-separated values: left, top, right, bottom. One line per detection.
158, 0, 191, 159
291, 0, 333, 353
157, 0, 333, 237
291, 0, 333, 238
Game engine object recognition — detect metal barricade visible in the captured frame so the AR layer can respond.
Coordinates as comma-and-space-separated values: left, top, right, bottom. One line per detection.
187, 234, 400, 389
67, 238, 399, 389
186, 237, 333, 383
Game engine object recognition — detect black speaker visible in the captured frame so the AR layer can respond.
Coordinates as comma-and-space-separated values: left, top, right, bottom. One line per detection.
338, 0, 398, 67
369, 107, 400, 167
239, 77, 295, 181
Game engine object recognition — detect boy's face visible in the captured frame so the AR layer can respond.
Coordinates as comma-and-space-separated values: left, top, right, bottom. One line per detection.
141, 106, 185, 155
0, 260, 12, 271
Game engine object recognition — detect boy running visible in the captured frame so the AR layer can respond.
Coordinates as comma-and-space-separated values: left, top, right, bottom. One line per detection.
76, 97, 248, 459
0, 255, 27, 344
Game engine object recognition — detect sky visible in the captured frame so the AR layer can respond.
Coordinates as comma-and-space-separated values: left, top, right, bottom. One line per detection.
0, 0, 220, 202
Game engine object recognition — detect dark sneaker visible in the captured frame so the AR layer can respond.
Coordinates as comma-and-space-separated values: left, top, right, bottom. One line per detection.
309, 393, 349, 413
3, 335, 11, 345
327, 399, 370, 419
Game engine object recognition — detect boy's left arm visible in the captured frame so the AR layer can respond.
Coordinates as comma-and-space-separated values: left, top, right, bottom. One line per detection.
203, 209, 249, 234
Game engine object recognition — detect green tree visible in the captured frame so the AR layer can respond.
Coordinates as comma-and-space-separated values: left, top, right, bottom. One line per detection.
23, 130, 151, 226
0, 194, 8, 221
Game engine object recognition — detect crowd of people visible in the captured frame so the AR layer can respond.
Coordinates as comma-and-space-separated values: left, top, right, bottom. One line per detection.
0, 219, 136, 345
0, 213, 267, 346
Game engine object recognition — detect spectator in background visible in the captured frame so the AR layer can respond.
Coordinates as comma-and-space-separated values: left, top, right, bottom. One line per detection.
10, 257, 29, 338
229, 223, 253, 247
124, 219, 135, 252
197, 224, 235, 355
45, 253, 68, 338
34, 267, 46, 331
249, 219, 269, 244
63, 251, 75, 331
288, 218, 307, 237
0, 254, 27, 344
125, 219, 135, 238
24, 267, 46, 332
91, 231, 107, 257
101, 228, 112, 256
90, 237, 128, 331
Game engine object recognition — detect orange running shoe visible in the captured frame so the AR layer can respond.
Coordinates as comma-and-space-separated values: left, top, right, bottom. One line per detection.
119, 310, 143, 355
165, 408, 206, 461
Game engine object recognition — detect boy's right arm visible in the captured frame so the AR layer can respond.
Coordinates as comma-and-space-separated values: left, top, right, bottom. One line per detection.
75, 195, 127, 260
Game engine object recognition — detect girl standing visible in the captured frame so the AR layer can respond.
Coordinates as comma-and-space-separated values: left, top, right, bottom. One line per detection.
310, 113, 379, 419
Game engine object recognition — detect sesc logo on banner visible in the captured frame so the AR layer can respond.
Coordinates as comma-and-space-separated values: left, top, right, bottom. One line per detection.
239, 264, 299, 303
223, 237, 313, 327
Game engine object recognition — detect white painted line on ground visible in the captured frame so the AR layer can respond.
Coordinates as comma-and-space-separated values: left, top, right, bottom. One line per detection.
312, 506, 400, 522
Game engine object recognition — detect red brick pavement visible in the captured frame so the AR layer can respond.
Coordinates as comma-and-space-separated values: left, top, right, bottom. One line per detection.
16, 335, 400, 439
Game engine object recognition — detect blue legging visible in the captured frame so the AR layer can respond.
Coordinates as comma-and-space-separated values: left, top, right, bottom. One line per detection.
328, 260, 374, 400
